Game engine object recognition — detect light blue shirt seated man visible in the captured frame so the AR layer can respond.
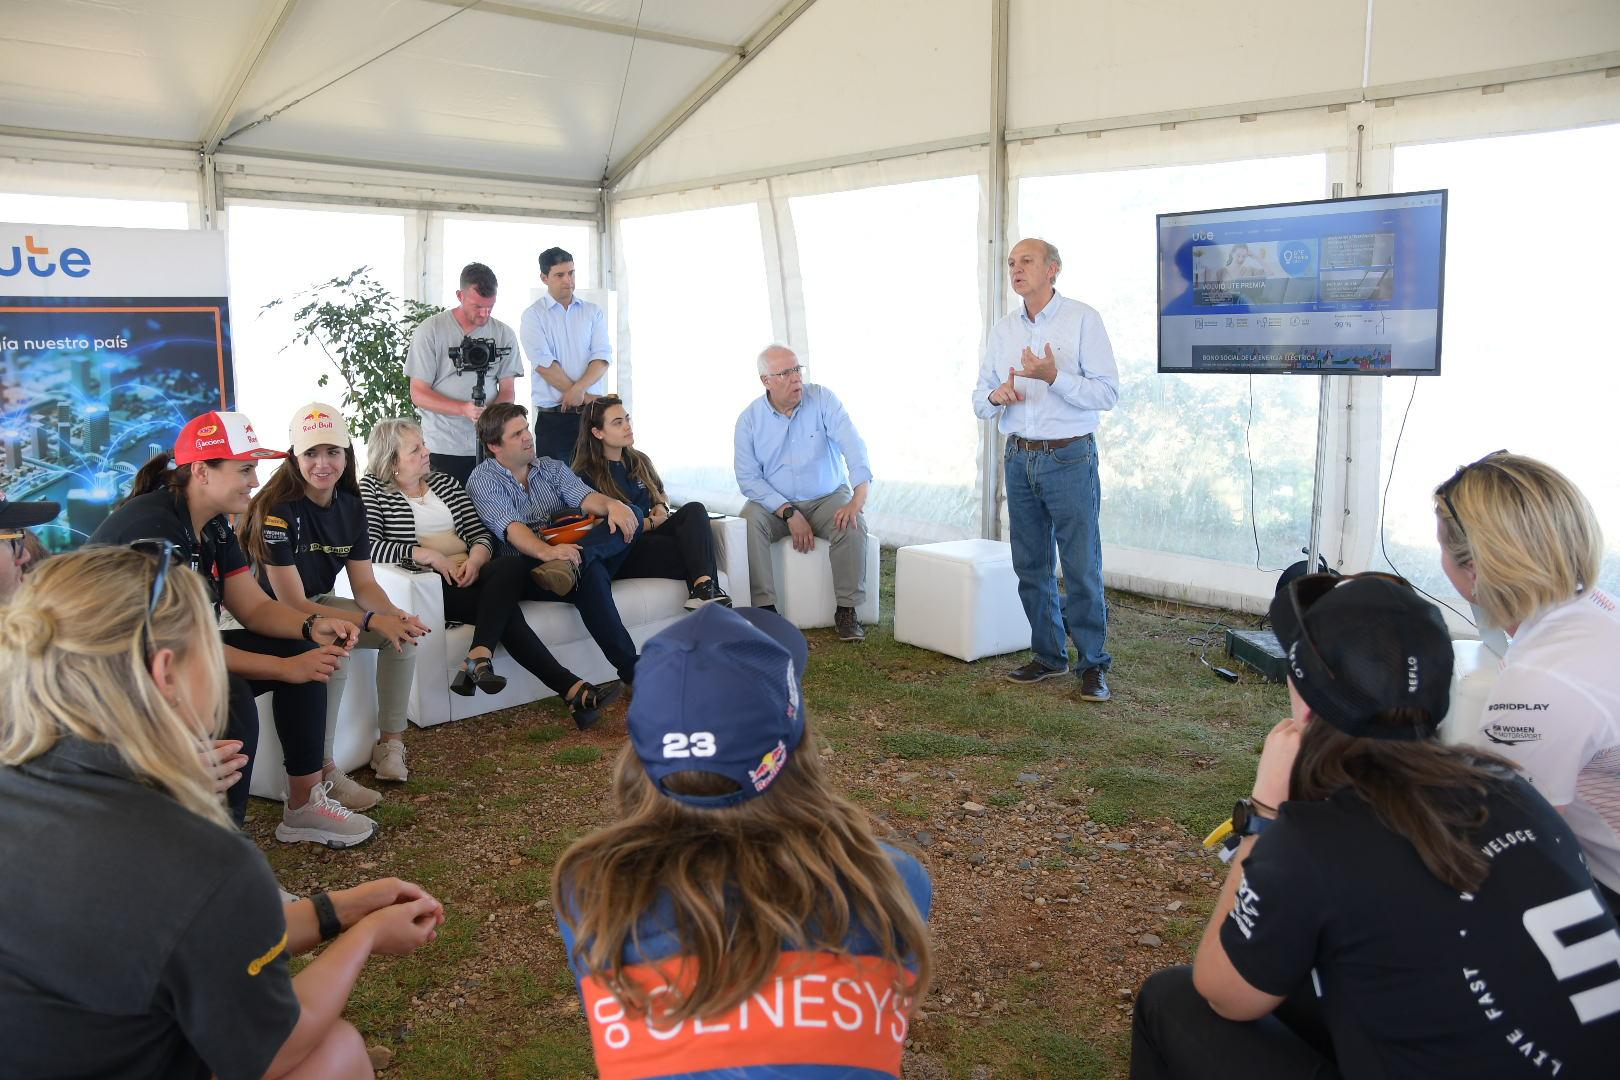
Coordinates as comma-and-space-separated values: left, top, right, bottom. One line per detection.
733, 345, 874, 641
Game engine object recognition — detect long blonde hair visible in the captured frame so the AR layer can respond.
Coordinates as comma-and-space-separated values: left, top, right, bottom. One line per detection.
553, 721, 932, 1025
1434, 453, 1604, 627
0, 547, 231, 829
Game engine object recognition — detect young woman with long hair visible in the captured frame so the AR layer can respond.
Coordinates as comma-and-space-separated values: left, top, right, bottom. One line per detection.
553, 605, 932, 1078
572, 394, 730, 608
1434, 451, 1619, 911
239, 405, 429, 811
89, 411, 370, 846
361, 417, 621, 735
0, 546, 443, 1079
1131, 573, 1620, 1079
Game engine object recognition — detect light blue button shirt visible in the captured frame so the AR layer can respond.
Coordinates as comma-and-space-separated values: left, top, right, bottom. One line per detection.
973, 291, 1119, 438
466, 455, 595, 557
520, 293, 612, 409
734, 384, 873, 509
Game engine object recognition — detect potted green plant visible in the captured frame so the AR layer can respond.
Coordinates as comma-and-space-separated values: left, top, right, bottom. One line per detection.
265, 267, 441, 439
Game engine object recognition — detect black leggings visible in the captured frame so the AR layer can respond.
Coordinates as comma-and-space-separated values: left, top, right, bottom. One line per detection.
613, 501, 717, 586
441, 554, 579, 697
222, 630, 328, 781
1131, 966, 1340, 1080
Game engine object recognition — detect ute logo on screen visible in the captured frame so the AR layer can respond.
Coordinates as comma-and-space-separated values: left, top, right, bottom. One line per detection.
0, 235, 92, 279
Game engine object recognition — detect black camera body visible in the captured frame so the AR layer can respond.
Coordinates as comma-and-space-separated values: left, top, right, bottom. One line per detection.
447, 336, 511, 408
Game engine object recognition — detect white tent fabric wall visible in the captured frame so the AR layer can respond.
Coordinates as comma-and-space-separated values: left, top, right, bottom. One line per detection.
612, 146, 990, 547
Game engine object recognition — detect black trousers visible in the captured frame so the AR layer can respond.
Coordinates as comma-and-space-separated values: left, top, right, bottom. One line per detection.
222, 629, 328, 780
221, 681, 259, 827
1131, 966, 1340, 1080
440, 554, 579, 697
612, 502, 717, 587
533, 409, 581, 466
430, 453, 476, 487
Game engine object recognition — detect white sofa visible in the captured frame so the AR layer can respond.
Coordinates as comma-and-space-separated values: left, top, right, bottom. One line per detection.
249, 515, 747, 798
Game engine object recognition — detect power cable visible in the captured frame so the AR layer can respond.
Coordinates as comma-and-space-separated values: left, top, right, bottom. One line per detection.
1246, 375, 1287, 574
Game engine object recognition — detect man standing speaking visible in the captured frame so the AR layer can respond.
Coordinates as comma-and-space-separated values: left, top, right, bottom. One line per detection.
974, 239, 1119, 702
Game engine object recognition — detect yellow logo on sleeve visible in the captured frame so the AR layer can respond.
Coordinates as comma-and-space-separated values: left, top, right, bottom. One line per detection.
265, 516, 288, 529
247, 931, 288, 976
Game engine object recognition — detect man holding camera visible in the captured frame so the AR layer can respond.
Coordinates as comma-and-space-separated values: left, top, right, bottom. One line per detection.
520, 246, 612, 465
407, 262, 523, 486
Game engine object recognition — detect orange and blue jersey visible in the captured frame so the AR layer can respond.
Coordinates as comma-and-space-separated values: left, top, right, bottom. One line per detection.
557, 845, 931, 1080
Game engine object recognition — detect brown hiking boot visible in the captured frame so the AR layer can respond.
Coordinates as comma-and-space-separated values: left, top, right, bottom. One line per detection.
835, 605, 865, 642
530, 558, 579, 596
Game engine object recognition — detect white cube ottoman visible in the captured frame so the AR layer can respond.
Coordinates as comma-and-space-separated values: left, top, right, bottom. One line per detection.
770, 534, 881, 629
893, 539, 1030, 661
1439, 638, 1504, 746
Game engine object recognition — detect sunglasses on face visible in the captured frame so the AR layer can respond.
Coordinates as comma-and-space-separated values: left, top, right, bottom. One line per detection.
1436, 449, 1510, 546
128, 538, 180, 660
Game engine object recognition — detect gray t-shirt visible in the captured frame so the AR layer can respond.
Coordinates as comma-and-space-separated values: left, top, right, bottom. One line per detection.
404, 310, 523, 456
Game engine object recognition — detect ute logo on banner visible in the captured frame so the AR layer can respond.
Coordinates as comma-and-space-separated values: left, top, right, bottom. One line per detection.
0, 235, 91, 279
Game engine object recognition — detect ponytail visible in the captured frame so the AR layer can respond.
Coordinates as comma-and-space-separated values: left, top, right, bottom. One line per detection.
122, 452, 185, 505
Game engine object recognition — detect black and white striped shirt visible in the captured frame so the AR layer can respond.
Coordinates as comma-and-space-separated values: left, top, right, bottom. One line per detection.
359, 472, 495, 572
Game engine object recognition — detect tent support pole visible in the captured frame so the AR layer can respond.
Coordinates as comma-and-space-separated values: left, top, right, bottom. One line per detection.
980, 0, 1010, 540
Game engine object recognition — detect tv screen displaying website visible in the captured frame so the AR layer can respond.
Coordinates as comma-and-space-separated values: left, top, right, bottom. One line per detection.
1157, 190, 1446, 375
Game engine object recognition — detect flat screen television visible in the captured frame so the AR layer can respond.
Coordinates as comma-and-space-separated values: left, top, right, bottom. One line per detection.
1156, 190, 1446, 375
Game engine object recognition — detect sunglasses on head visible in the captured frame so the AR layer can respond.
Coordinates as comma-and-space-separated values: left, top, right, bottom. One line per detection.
1436, 449, 1510, 546
127, 538, 180, 660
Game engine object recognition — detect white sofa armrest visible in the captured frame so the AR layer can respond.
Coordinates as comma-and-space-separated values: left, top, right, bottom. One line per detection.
373, 563, 453, 727
711, 515, 749, 606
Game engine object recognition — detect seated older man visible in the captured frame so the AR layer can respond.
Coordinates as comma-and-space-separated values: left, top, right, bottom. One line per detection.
733, 345, 872, 642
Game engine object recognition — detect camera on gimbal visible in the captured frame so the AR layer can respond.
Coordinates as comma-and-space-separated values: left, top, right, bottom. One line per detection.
447, 336, 511, 409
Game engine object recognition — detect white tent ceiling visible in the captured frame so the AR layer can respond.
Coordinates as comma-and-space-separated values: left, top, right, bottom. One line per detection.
0, 0, 795, 185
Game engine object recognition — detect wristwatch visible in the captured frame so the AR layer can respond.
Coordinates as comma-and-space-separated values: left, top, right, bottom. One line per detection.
778, 505, 797, 522
1232, 798, 1275, 838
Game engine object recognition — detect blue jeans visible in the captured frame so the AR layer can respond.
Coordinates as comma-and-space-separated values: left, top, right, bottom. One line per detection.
1005, 436, 1110, 673
524, 522, 639, 683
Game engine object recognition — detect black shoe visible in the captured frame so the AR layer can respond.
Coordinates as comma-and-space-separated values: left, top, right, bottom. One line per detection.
568, 680, 624, 731
1079, 666, 1111, 702
835, 606, 865, 642
470, 656, 507, 695
758, 604, 778, 614
1005, 660, 1069, 684
684, 579, 733, 610
450, 663, 476, 697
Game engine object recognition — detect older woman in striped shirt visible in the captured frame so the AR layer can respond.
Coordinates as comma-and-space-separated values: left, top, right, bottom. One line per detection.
360, 420, 622, 775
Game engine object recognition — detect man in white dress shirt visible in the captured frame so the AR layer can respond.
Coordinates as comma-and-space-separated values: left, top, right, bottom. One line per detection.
520, 246, 612, 465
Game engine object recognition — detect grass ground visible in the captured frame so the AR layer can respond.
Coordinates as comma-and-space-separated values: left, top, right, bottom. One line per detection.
251, 549, 1287, 1078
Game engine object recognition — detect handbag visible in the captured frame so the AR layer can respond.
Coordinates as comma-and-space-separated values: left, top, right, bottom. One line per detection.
540, 511, 600, 546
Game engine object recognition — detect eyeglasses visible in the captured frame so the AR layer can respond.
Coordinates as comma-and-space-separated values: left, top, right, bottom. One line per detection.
1287, 571, 1411, 688
764, 365, 806, 381
1435, 449, 1510, 545
128, 538, 179, 659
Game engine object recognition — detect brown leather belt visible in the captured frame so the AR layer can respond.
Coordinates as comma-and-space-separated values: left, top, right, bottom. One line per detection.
1008, 433, 1092, 453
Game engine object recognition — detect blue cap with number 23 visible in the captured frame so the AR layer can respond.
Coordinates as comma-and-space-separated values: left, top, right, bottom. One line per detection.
628, 604, 808, 809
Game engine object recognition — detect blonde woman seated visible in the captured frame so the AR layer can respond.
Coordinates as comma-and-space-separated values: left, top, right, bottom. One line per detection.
1435, 451, 1620, 912
0, 546, 444, 1079
362, 418, 622, 737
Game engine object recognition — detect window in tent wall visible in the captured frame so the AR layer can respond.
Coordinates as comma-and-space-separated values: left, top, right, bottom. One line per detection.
789, 176, 982, 542
1018, 154, 1327, 567
225, 203, 407, 477
618, 202, 773, 513
438, 216, 595, 412
1375, 124, 1620, 617
0, 194, 189, 229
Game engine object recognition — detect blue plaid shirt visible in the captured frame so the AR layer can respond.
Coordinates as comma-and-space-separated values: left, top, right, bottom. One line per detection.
466, 455, 596, 556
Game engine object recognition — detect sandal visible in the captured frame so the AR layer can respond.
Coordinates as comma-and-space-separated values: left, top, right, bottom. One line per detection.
567, 680, 623, 731
470, 656, 507, 695
450, 662, 476, 697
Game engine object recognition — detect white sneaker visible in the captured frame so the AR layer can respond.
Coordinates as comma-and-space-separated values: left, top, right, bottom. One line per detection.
323, 766, 381, 811
371, 739, 408, 782
275, 781, 378, 848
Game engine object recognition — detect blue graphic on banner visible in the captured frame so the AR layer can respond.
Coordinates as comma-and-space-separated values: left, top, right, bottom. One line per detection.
0, 295, 233, 549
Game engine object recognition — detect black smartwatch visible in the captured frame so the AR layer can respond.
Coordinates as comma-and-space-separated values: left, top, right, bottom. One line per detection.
310, 890, 343, 942
778, 505, 797, 522
1232, 798, 1275, 838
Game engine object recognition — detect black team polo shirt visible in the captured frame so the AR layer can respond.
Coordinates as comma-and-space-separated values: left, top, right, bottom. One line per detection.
0, 737, 299, 1078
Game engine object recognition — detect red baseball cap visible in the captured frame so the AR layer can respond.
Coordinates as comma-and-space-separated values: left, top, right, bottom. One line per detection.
173, 411, 287, 466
